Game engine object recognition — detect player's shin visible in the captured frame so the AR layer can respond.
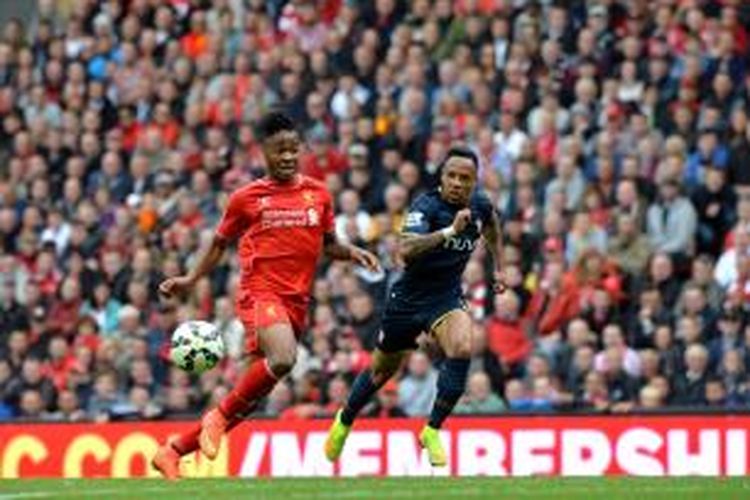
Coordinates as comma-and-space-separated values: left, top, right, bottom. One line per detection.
340, 350, 402, 424
219, 358, 278, 419
340, 368, 380, 425
428, 357, 470, 429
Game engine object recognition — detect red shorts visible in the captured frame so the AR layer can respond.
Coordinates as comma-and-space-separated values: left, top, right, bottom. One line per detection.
236, 291, 308, 356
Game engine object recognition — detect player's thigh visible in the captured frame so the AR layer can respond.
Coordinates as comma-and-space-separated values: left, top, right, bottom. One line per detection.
245, 297, 298, 373
431, 308, 473, 359
377, 300, 424, 354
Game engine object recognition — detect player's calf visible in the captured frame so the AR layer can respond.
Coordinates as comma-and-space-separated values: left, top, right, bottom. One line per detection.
326, 350, 404, 462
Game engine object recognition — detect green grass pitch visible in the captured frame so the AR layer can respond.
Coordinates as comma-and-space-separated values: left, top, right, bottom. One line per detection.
0, 478, 748, 500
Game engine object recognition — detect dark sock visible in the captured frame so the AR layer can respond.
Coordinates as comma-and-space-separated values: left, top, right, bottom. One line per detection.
341, 369, 381, 426
428, 358, 470, 429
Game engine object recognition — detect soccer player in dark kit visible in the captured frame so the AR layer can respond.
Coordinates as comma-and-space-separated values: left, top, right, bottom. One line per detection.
325, 145, 504, 466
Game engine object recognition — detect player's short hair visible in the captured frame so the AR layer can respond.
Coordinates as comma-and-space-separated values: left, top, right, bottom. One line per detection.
440, 145, 479, 171
257, 110, 297, 141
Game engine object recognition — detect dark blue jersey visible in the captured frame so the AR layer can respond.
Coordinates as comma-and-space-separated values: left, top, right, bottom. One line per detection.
395, 189, 495, 300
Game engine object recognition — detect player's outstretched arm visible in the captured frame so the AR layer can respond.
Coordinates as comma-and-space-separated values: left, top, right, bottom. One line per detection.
400, 208, 472, 262
159, 236, 229, 298
482, 210, 506, 292
323, 233, 380, 272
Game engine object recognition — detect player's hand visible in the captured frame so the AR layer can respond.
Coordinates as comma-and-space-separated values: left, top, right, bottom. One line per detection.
351, 247, 380, 272
158, 275, 195, 298
452, 209, 472, 233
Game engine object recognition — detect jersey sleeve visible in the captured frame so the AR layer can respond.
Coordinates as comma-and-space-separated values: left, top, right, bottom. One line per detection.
215, 190, 250, 241
322, 189, 335, 234
401, 195, 432, 234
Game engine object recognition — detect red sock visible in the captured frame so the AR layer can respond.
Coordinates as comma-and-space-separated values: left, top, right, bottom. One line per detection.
171, 411, 248, 456
219, 359, 278, 419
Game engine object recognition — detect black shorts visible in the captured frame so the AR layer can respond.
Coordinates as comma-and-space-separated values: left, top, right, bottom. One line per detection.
376, 286, 465, 353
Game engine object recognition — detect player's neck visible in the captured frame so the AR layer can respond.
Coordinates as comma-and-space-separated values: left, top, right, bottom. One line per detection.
268, 174, 300, 186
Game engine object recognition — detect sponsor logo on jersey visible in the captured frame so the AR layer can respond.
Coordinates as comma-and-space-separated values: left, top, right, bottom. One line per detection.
261, 209, 309, 229
444, 236, 479, 252
307, 208, 320, 226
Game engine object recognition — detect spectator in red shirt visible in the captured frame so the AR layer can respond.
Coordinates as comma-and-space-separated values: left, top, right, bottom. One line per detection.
526, 256, 581, 342
486, 290, 532, 378
180, 11, 209, 59
42, 337, 75, 391
47, 278, 84, 339
299, 125, 348, 181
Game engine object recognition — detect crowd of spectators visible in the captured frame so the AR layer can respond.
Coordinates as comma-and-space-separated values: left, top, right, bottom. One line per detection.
2, 0, 750, 422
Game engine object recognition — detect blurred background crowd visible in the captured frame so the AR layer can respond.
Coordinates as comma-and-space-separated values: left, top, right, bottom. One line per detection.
2, 0, 750, 422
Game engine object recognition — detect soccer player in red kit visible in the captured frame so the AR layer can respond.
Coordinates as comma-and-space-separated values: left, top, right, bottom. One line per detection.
151, 111, 379, 479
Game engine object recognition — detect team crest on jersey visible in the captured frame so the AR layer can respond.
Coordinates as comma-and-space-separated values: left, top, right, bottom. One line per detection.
307, 208, 320, 226
260, 196, 271, 208
303, 191, 315, 204
405, 211, 424, 228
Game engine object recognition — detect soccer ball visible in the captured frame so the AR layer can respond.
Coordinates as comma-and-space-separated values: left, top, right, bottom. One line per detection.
170, 320, 225, 374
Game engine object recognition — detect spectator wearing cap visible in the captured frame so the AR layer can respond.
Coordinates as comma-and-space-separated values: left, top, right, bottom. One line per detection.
647, 178, 697, 261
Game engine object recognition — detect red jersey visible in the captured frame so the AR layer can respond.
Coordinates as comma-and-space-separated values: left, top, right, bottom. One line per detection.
216, 175, 334, 300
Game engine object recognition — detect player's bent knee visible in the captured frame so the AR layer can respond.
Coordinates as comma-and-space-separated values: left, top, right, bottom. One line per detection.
445, 331, 472, 359
371, 350, 404, 383
267, 349, 297, 377
267, 357, 295, 377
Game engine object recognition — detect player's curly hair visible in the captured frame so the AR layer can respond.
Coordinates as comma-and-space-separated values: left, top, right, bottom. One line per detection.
440, 144, 479, 170
257, 109, 297, 141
